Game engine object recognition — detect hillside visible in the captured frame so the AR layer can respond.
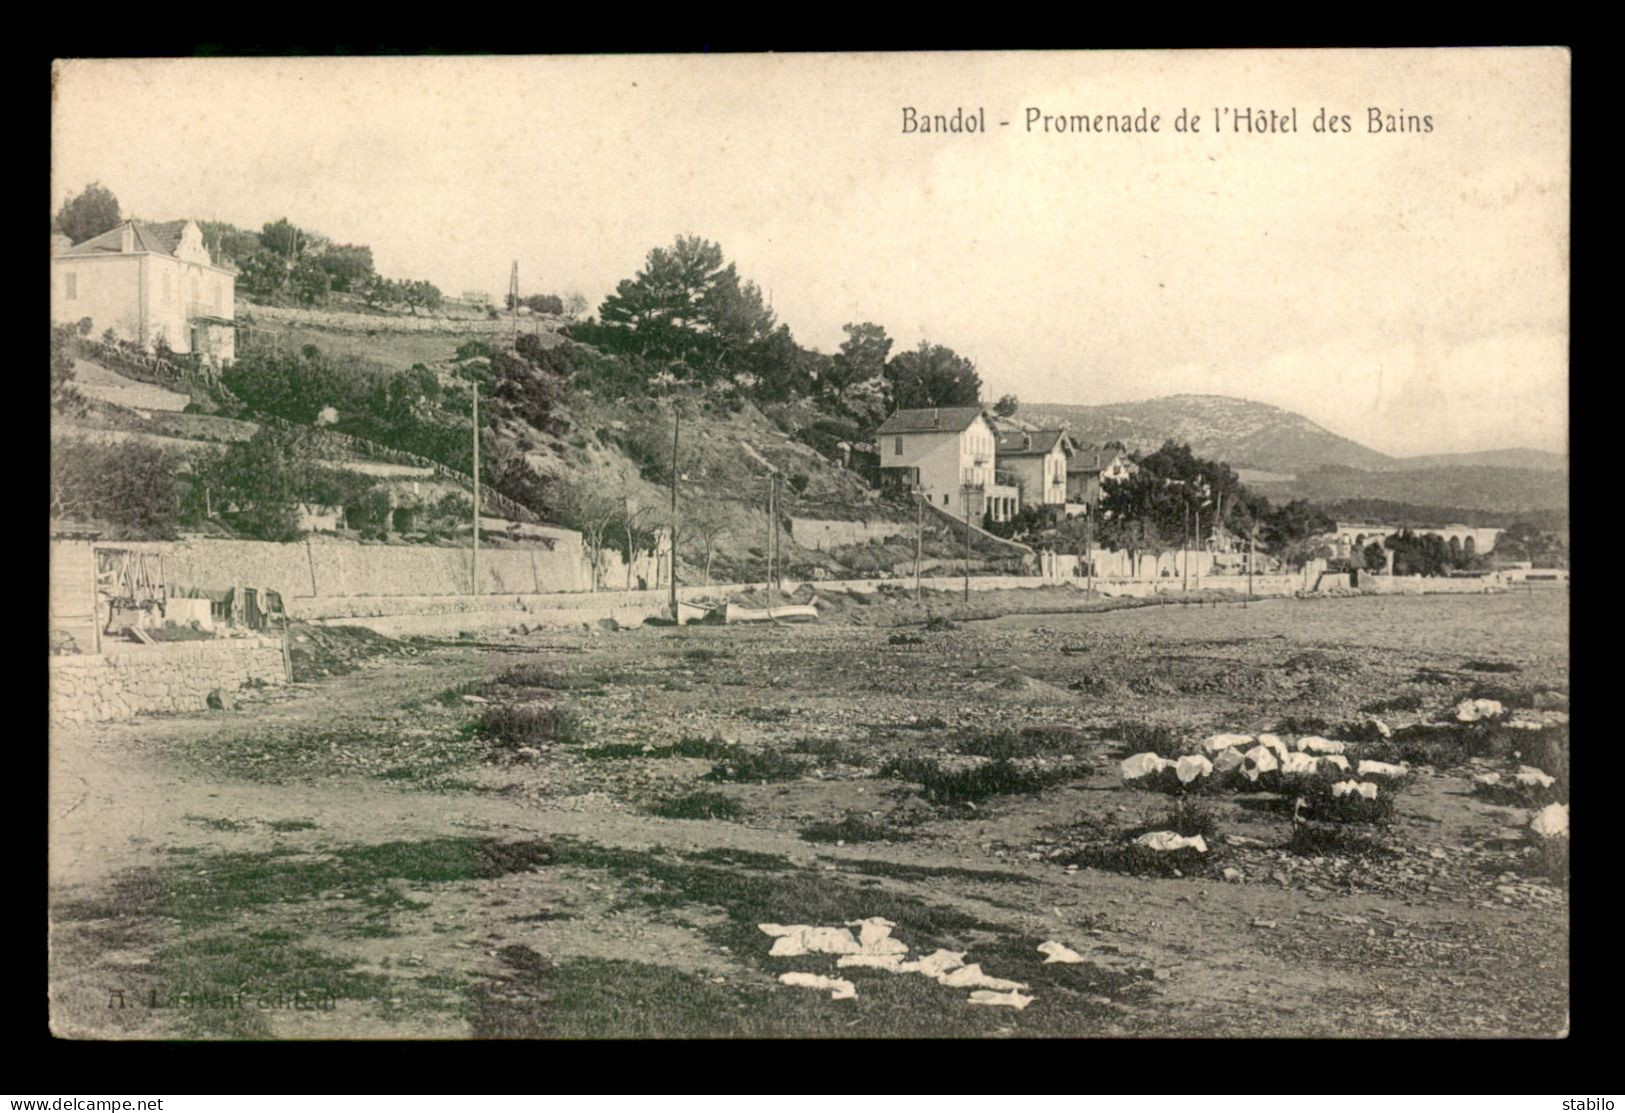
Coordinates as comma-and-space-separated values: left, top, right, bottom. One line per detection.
1247, 464, 1569, 518
1394, 447, 1567, 472
1020, 394, 1394, 474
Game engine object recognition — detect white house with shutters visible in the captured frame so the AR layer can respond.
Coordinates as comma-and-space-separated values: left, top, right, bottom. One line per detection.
51, 219, 237, 363
874, 406, 1020, 522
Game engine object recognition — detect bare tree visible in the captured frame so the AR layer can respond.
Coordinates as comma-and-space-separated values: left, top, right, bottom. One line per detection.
558, 481, 621, 591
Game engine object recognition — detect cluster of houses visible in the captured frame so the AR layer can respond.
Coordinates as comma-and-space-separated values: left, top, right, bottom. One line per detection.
873, 405, 1137, 524
50, 218, 238, 364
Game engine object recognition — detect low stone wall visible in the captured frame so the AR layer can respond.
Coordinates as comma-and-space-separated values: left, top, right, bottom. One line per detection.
244, 303, 566, 335
1365, 574, 1508, 595
48, 636, 287, 726
792, 517, 912, 550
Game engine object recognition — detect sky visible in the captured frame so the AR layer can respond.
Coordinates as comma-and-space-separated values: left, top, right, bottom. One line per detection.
51, 50, 1569, 457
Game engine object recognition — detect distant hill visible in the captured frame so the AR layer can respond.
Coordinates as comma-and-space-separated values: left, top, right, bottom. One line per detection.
1393, 447, 1567, 472
1020, 394, 1393, 475
1248, 465, 1568, 518
1018, 393, 1566, 520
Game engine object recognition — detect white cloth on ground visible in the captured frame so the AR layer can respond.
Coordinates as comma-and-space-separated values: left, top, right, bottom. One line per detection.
1037, 941, 1086, 964
778, 971, 857, 1000
967, 989, 1035, 1009
1133, 831, 1209, 853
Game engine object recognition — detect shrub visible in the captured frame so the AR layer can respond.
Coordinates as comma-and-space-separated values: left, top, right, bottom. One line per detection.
651, 791, 743, 821
1109, 722, 1185, 759
1523, 835, 1569, 886
962, 726, 1088, 760
799, 813, 912, 844
1360, 692, 1424, 714
887, 757, 1084, 806
788, 737, 867, 767
1157, 798, 1218, 840
478, 705, 587, 752
1061, 842, 1213, 878
1287, 823, 1395, 858
703, 748, 804, 784
51, 437, 180, 539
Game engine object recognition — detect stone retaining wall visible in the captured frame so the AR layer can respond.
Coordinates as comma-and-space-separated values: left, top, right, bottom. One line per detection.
49, 637, 287, 725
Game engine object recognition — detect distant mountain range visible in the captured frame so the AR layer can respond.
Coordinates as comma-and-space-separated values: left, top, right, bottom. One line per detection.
1018, 394, 1567, 519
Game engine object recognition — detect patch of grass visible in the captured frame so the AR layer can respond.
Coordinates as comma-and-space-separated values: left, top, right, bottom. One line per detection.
898, 716, 950, 731
1360, 722, 1517, 769
170, 721, 486, 787
1155, 798, 1219, 841
155, 935, 389, 1039
1463, 660, 1521, 674
264, 819, 318, 833
923, 614, 957, 632
492, 664, 600, 691
183, 815, 251, 832
789, 737, 868, 767
960, 726, 1089, 760
416, 680, 484, 708
887, 633, 924, 646
837, 859, 1033, 885
1273, 715, 1330, 735
1409, 667, 1461, 686
1522, 836, 1569, 887
799, 813, 914, 844
681, 647, 730, 664
649, 791, 744, 821
740, 707, 792, 723
1464, 681, 1543, 708
1361, 692, 1425, 714
1060, 842, 1214, 878
1107, 722, 1185, 759
703, 748, 806, 784
885, 757, 1087, 806
1287, 823, 1397, 858
478, 704, 588, 753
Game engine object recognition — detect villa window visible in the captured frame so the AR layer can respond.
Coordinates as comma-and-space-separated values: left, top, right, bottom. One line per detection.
65, 273, 77, 299
894, 437, 903, 455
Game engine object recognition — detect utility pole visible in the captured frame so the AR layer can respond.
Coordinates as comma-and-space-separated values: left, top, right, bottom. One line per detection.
1247, 527, 1255, 606
914, 489, 924, 603
765, 473, 777, 593
668, 404, 680, 620
509, 262, 520, 343
471, 382, 480, 597
1182, 498, 1190, 592
962, 485, 973, 602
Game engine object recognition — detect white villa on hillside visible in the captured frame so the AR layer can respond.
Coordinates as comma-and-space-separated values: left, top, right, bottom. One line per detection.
51, 219, 237, 364
1066, 445, 1140, 511
995, 428, 1074, 515
875, 406, 1020, 523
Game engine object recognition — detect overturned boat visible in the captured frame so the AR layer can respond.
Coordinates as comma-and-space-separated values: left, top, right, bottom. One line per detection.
723, 601, 819, 624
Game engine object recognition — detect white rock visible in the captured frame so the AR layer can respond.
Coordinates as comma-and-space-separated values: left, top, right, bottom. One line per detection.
1037, 941, 1085, 964
967, 989, 1035, 1009
1175, 754, 1213, 784
1358, 760, 1409, 779
1529, 803, 1569, 838
1297, 736, 1347, 755
1133, 831, 1208, 853
1121, 753, 1174, 781
1202, 732, 1253, 753
1456, 698, 1505, 723
778, 971, 857, 1000
1331, 780, 1379, 800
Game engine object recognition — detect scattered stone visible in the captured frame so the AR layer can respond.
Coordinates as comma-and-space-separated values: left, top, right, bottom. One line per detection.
206, 688, 236, 711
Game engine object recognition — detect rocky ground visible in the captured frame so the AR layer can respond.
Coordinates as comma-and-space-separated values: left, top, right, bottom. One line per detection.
48, 589, 1569, 1038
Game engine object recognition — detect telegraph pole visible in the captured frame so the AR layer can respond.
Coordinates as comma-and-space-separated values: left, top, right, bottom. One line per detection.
962, 485, 973, 602
471, 382, 481, 598
509, 262, 520, 343
914, 489, 924, 603
668, 404, 680, 620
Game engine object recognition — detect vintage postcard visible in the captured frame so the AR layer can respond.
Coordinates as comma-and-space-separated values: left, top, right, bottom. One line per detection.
49, 49, 1568, 1039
